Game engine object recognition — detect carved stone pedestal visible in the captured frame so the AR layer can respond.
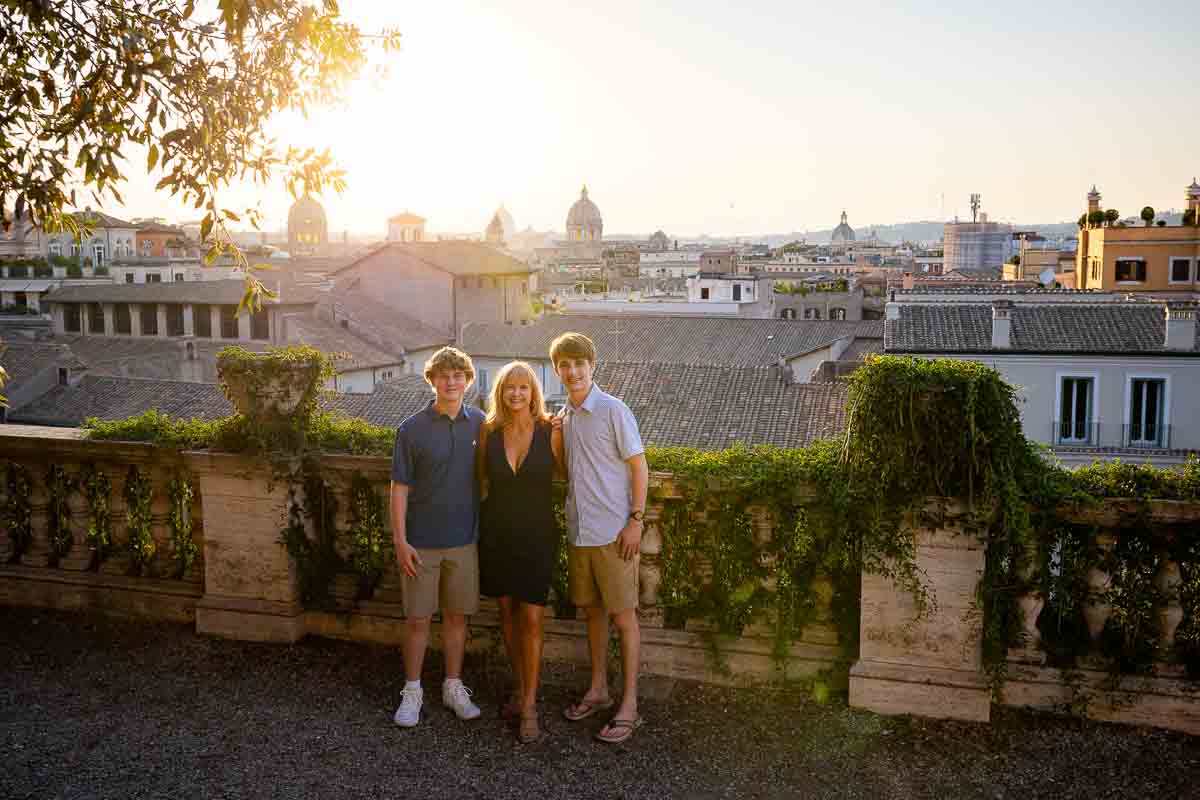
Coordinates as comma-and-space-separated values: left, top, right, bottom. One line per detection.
849, 519, 991, 723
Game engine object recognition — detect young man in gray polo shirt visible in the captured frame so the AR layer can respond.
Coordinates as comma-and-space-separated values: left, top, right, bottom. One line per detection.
390, 346, 485, 727
551, 332, 649, 744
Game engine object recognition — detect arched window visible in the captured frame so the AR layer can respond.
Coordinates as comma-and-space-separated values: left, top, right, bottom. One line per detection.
780, 308, 796, 320
830, 308, 847, 321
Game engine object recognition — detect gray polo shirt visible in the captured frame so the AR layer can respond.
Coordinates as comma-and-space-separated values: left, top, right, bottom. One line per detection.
563, 384, 645, 547
391, 401, 484, 550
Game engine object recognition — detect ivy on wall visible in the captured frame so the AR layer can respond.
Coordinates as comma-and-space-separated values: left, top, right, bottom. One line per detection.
348, 472, 388, 600
4, 462, 33, 559
82, 466, 113, 563
45, 464, 75, 562
167, 475, 198, 578
123, 466, 155, 575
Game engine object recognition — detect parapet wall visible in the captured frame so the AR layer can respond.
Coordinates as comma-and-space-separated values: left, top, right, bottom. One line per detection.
2, 425, 1199, 734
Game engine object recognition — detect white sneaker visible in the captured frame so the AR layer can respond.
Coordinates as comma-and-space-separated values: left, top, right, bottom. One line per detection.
442, 680, 481, 720
393, 686, 423, 727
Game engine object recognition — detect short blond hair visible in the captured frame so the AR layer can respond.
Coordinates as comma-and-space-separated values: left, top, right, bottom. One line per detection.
423, 346, 475, 386
549, 331, 597, 366
485, 361, 550, 430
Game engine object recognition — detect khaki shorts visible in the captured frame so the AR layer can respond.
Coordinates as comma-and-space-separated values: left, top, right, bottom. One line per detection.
401, 543, 480, 618
568, 541, 639, 612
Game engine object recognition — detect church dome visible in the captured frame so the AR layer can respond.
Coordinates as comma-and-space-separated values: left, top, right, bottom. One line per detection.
566, 185, 603, 241
831, 210, 855, 244
287, 192, 327, 250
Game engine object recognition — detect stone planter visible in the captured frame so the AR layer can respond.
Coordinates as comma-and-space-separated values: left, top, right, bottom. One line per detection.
217, 353, 320, 421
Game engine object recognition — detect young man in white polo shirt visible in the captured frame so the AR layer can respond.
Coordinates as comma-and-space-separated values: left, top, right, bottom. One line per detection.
551, 332, 649, 744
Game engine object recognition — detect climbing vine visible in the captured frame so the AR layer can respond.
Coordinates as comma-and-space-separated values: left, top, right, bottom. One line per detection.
348, 472, 388, 599
81, 466, 113, 563
3, 462, 33, 560
123, 466, 155, 575
167, 475, 198, 578
45, 464, 75, 561
278, 474, 343, 610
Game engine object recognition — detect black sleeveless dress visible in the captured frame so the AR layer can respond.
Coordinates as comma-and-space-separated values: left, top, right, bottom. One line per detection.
479, 423, 558, 605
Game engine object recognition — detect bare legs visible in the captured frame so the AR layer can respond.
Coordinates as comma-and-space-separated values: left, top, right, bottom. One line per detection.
403, 612, 467, 682
577, 605, 640, 732
499, 596, 547, 713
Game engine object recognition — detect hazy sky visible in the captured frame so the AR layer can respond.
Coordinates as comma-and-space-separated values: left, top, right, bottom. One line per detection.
109, 1, 1198, 238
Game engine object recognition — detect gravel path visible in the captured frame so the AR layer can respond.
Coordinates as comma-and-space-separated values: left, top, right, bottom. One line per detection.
3, 607, 1199, 800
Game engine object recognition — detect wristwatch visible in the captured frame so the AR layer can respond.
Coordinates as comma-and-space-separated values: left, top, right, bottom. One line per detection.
628, 510, 644, 522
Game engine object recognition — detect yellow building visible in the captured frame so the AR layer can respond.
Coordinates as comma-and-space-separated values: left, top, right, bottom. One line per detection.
1075, 181, 1200, 291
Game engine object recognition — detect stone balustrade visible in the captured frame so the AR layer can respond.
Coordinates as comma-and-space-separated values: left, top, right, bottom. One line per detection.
3, 424, 1200, 734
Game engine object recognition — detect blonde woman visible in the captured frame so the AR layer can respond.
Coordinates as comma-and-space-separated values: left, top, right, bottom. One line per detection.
477, 361, 562, 743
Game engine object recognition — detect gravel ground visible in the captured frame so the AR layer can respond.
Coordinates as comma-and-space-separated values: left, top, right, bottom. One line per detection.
3, 607, 1200, 800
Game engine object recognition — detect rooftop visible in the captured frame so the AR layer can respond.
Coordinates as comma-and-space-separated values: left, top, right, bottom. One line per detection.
44, 280, 322, 306
335, 241, 534, 278
319, 285, 453, 350
886, 302, 1200, 355
461, 315, 883, 365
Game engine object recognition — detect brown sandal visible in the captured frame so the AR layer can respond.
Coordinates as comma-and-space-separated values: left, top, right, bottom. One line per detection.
595, 716, 643, 744
519, 710, 540, 743
562, 696, 613, 722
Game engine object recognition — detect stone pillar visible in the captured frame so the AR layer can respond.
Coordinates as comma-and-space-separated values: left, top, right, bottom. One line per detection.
131, 304, 143, 337
1009, 538, 1045, 665
183, 304, 195, 337
1156, 557, 1184, 675
102, 303, 115, 336
849, 501, 991, 723
237, 310, 251, 341
186, 452, 304, 642
156, 304, 168, 339
52, 305, 65, 334
59, 465, 96, 571
638, 500, 665, 626
211, 306, 222, 340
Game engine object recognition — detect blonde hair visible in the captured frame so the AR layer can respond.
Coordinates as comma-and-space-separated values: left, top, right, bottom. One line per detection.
549, 331, 597, 366
485, 361, 550, 430
423, 346, 475, 386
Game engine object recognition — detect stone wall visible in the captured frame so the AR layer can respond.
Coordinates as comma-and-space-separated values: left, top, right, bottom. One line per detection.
3, 425, 1200, 734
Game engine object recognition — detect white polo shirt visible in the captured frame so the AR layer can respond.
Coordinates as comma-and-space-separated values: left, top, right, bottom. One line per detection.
563, 384, 645, 547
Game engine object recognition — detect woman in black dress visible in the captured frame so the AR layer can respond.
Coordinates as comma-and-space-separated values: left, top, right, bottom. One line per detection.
477, 361, 562, 743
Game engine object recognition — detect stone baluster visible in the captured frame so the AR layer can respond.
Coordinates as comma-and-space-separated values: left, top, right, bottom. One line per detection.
1081, 532, 1116, 651
745, 504, 777, 637
149, 467, 173, 578
99, 467, 133, 575
1010, 538, 1046, 664
20, 465, 53, 568
60, 464, 96, 571
637, 500, 665, 627
0, 462, 12, 564
1155, 555, 1184, 676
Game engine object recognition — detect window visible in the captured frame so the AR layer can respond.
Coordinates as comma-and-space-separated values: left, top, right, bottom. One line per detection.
1170, 258, 1193, 284
193, 304, 212, 338
733, 284, 742, 301
58, 367, 69, 386
140, 303, 158, 335
700, 287, 710, 300
780, 308, 796, 320
803, 308, 815, 320
830, 308, 847, 320
13, 292, 26, 308
250, 308, 270, 340
125, 273, 135, 284
174, 272, 185, 282
64, 305, 81, 332
166, 304, 184, 336
1058, 377, 1094, 444
220, 306, 239, 339
478, 368, 490, 399
147, 273, 162, 283
88, 303, 104, 333
142, 240, 153, 257
1114, 259, 1146, 282
1128, 378, 1167, 447
114, 303, 131, 334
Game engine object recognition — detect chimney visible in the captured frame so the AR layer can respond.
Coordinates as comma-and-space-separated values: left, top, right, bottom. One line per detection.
991, 300, 1013, 349
885, 302, 900, 320
1165, 302, 1197, 351
902, 271, 914, 291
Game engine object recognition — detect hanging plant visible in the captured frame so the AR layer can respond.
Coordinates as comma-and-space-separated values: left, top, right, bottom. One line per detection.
3, 462, 33, 559
123, 466, 155, 575
166, 475, 198, 578
348, 472, 388, 599
45, 464, 75, 561
81, 466, 113, 562
278, 475, 343, 609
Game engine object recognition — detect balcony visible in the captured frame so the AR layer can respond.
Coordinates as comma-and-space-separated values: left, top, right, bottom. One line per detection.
2, 422, 1199, 736
1052, 420, 1175, 452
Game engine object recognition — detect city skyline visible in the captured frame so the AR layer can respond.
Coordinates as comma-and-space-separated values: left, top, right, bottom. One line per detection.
97, 1, 1197, 237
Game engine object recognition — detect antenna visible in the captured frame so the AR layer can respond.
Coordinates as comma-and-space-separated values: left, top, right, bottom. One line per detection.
969, 194, 981, 224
